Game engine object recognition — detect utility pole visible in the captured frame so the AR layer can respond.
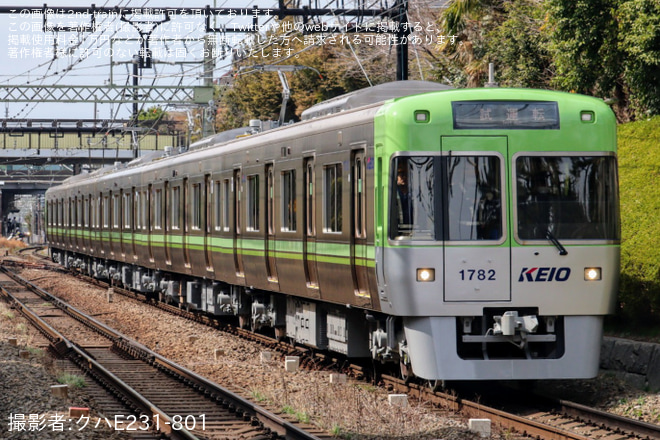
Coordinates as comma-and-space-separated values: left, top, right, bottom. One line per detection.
395, 0, 409, 81
202, 35, 216, 138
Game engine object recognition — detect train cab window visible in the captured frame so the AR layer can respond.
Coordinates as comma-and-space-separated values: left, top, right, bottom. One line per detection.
247, 175, 259, 231
391, 156, 435, 240
323, 164, 342, 233
390, 155, 502, 241
446, 156, 503, 241
516, 155, 620, 241
282, 170, 296, 232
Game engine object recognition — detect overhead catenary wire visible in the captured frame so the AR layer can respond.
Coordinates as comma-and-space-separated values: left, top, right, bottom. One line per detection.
2, 1, 404, 127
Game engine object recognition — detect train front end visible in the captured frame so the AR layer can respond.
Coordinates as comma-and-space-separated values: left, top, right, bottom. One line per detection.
374, 88, 619, 380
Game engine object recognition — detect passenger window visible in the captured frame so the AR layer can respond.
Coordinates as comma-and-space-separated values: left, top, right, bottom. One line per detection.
222, 179, 230, 232
171, 186, 180, 230
323, 164, 342, 233
247, 175, 259, 231
192, 183, 201, 230
112, 194, 120, 229
282, 170, 296, 232
153, 189, 162, 230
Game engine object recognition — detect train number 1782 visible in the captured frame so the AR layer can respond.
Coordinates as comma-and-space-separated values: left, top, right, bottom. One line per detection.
459, 269, 496, 281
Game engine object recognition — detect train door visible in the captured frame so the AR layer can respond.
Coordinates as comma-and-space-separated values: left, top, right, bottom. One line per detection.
303, 157, 319, 290
265, 164, 278, 283
440, 136, 510, 302
233, 168, 244, 277
204, 175, 213, 273
351, 149, 370, 299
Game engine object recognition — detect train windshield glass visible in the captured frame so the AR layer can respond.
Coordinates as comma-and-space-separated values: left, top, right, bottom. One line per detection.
516, 155, 620, 241
392, 156, 436, 240
390, 155, 503, 241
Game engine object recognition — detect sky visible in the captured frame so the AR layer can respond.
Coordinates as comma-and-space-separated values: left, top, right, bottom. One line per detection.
0, 0, 277, 120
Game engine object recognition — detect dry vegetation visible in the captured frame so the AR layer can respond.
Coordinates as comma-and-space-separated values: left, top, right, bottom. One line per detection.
0, 237, 27, 251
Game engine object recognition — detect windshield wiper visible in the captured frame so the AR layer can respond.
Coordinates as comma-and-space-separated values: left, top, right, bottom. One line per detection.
546, 231, 568, 256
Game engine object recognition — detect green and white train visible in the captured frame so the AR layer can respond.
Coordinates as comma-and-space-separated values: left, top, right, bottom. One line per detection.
45, 81, 620, 380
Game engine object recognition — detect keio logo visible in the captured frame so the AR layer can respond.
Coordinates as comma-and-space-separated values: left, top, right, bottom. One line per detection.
518, 267, 571, 282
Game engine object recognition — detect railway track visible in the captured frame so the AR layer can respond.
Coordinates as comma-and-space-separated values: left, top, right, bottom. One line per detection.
0, 265, 329, 440
7, 254, 660, 440
382, 375, 660, 440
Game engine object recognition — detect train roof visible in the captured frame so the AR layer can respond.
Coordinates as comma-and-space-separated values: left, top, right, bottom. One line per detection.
300, 80, 452, 121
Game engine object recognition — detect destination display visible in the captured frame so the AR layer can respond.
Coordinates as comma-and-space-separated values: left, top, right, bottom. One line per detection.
452, 101, 560, 129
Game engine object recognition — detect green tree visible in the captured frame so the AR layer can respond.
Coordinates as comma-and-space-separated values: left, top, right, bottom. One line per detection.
435, 0, 506, 87
216, 18, 401, 130
547, 0, 626, 118
486, 0, 552, 88
137, 106, 167, 121
618, 0, 660, 117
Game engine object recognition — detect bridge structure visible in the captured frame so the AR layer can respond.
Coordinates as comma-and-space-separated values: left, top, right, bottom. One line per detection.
0, 117, 186, 238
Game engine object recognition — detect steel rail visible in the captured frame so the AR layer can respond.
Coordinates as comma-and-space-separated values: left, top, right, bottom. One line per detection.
560, 399, 660, 440
0, 278, 197, 440
0, 266, 325, 440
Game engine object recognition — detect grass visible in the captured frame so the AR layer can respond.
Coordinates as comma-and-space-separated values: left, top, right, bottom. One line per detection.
26, 347, 45, 357
250, 389, 269, 403
57, 373, 86, 388
281, 405, 310, 423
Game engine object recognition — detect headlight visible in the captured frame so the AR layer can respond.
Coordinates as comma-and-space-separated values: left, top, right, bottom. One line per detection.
416, 268, 435, 282
584, 267, 602, 281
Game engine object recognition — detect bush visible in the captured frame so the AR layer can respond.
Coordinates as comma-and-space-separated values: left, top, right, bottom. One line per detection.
615, 116, 660, 326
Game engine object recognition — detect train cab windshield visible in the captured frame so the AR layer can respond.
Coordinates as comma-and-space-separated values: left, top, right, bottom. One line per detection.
390, 155, 503, 241
515, 155, 620, 242
390, 154, 619, 243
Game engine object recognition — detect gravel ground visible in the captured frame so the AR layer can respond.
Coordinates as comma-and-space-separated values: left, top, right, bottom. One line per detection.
5, 263, 485, 440
0, 301, 131, 439
3, 251, 660, 438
